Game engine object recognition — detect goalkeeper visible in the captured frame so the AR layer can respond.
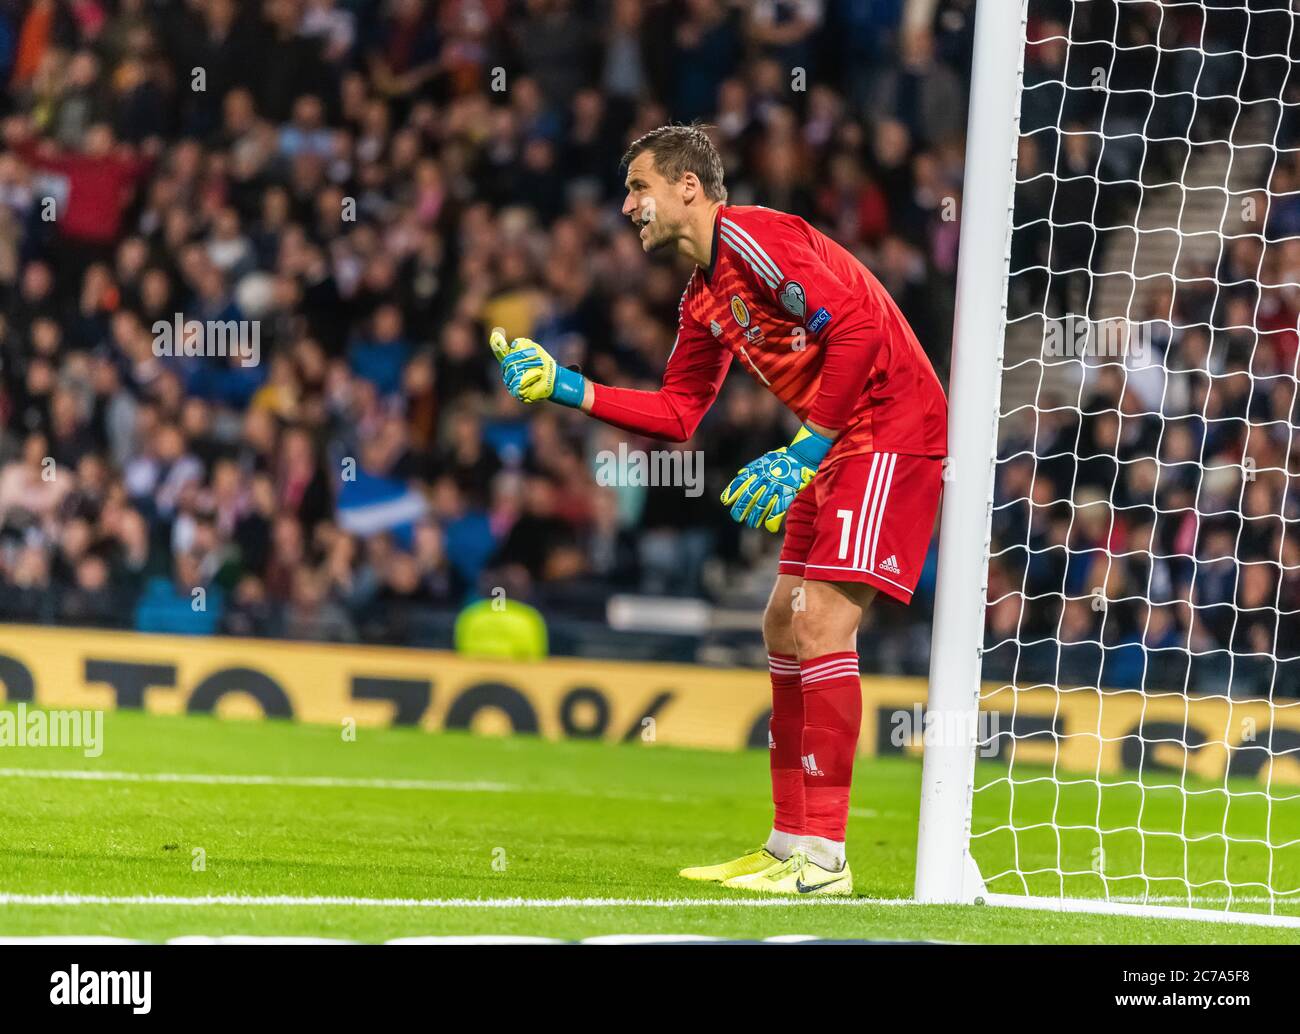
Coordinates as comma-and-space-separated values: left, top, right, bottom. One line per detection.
489, 125, 948, 897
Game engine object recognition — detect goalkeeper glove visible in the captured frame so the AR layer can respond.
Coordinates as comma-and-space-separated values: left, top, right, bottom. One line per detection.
489, 329, 586, 408
721, 424, 834, 533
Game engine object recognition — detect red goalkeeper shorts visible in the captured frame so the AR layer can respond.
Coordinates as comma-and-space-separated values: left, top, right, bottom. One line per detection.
778, 451, 944, 604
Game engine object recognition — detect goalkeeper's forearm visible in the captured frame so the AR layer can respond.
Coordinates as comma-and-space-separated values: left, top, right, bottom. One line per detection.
492, 331, 730, 443
585, 382, 841, 445
585, 381, 708, 443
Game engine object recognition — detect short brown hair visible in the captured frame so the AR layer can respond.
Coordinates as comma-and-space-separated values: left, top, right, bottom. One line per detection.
621, 124, 727, 203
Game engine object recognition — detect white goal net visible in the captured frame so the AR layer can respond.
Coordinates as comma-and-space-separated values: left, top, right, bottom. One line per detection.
921, 0, 1300, 926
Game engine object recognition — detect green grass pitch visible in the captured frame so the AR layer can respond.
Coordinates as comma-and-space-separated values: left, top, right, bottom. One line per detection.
0, 705, 1297, 943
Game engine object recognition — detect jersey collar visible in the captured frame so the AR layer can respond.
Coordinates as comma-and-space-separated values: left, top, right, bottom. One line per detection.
702, 205, 724, 284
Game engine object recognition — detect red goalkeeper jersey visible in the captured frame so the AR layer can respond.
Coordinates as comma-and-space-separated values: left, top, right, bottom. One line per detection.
590, 204, 948, 464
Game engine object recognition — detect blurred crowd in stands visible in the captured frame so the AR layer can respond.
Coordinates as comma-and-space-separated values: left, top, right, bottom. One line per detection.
0, 0, 970, 668
1, 0, 1292, 695
988, 0, 1300, 697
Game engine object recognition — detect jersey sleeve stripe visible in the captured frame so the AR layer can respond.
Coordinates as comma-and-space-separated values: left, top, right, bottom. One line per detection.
720, 217, 784, 284
718, 227, 779, 289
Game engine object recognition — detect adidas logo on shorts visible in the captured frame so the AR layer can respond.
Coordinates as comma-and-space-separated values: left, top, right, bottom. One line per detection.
878, 554, 901, 575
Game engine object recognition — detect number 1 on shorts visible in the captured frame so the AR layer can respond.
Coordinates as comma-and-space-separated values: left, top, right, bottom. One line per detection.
836, 508, 854, 560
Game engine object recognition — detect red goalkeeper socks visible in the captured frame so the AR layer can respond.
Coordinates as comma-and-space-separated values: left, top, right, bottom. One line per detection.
799, 651, 863, 843
767, 649, 863, 852
767, 652, 805, 837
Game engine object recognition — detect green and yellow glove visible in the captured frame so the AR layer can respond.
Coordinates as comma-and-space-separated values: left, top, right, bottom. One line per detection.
489, 329, 586, 408
721, 424, 833, 533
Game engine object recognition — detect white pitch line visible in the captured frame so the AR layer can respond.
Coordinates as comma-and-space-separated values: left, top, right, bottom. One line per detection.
0, 766, 742, 807
0, 767, 708, 804
0, 768, 515, 793
1, 891, 1292, 909
0, 893, 902, 909
1105, 895, 1299, 905
982, 892, 1300, 930
3, 893, 1297, 930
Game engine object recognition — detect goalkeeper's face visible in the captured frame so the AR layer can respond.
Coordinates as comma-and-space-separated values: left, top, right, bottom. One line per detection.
622, 153, 688, 253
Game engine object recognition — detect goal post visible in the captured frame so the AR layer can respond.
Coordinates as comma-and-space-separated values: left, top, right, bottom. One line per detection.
914, 0, 1026, 906
916, 0, 1300, 929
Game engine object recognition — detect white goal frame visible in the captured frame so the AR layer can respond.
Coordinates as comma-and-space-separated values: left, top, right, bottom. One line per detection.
913, 0, 1300, 930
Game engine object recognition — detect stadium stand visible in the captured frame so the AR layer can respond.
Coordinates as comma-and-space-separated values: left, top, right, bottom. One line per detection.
0, 1, 972, 675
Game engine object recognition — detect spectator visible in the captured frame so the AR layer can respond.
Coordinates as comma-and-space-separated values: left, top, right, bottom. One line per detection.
0, 0, 1121, 688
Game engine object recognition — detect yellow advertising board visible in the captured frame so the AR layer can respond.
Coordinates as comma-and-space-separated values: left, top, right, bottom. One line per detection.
0, 624, 1296, 785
